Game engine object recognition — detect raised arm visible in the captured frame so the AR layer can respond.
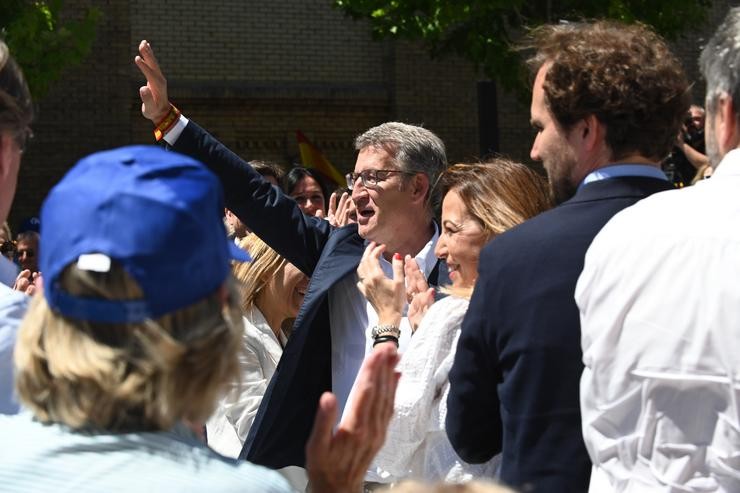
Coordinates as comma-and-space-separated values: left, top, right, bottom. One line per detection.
134, 40, 329, 275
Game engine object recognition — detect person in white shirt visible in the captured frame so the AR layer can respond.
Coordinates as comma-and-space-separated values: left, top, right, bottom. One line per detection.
207, 234, 307, 455
135, 39, 449, 470
577, 9, 740, 492
207, 234, 309, 490
356, 161, 552, 484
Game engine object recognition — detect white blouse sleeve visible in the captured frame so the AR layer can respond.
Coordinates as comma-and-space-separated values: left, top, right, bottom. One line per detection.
368, 296, 470, 482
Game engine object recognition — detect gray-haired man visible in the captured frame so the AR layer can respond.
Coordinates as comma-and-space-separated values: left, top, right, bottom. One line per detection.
135, 40, 450, 476
577, 9, 740, 491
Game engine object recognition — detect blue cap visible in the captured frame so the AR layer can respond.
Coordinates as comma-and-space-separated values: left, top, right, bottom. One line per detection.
18, 216, 40, 233
40, 145, 250, 324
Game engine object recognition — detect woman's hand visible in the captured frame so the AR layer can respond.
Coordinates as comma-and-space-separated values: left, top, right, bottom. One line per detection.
403, 256, 434, 333
408, 287, 435, 333
356, 242, 404, 326
134, 40, 171, 124
326, 191, 356, 228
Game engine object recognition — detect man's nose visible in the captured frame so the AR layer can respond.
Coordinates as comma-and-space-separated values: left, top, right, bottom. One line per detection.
530, 138, 541, 162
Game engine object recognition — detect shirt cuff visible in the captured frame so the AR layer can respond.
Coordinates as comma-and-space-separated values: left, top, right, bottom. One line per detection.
163, 114, 189, 145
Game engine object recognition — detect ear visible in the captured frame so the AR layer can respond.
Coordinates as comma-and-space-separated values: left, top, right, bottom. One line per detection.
0, 134, 13, 180
716, 93, 740, 155
579, 114, 603, 152
407, 172, 430, 205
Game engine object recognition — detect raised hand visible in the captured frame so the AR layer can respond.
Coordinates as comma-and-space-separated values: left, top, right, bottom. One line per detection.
134, 40, 171, 123
326, 191, 356, 228
13, 270, 41, 296
305, 344, 400, 493
356, 242, 405, 326
404, 255, 429, 302
408, 286, 435, 333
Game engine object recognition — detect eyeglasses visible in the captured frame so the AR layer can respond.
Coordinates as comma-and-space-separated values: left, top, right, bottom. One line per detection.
345, 169, 415, 191
16, 248, 35, 259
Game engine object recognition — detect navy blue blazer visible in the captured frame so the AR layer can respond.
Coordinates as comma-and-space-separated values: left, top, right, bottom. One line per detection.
170, 121, 448, 469
446, 176, 673, 493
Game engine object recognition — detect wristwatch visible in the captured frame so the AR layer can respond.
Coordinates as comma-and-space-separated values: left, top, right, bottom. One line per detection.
371, 324, 401, 339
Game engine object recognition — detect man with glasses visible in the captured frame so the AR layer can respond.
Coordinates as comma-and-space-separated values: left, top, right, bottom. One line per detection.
134, 40, 448, 478
14, 231, 38, 277
0, 40, 35, 414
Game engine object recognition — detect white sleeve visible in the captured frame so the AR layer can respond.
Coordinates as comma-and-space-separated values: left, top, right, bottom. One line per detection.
162, 114, 190, 145
367, 297, 469, 482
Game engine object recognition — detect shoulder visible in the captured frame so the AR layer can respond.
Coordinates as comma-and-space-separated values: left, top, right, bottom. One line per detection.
0, 416, 291, 493
0, 285, 28, 316
405, 297, 468, 353
426, 295, 469, 319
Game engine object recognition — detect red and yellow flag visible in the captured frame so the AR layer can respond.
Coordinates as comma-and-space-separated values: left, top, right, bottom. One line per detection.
296, 130, 344, 186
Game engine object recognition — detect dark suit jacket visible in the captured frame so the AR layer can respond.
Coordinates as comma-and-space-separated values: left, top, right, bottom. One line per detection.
446, 176, 672, 493
170, 121, 448, 469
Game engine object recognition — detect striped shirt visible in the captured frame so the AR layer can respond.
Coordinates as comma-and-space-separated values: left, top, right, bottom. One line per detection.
0, 412, 292, 492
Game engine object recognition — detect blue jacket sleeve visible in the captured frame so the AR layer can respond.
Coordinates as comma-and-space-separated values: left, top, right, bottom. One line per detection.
169, 120, 331, 276
446, 253, 503, 463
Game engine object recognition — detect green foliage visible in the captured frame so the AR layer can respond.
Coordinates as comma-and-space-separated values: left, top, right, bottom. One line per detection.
0, 0, 99, 98
334, 0, 711, 94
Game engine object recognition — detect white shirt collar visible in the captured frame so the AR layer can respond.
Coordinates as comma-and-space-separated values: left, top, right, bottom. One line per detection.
712, 148, 740, 178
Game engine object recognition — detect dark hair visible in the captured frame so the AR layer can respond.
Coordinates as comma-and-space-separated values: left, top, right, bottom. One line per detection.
284, 167, 330, 210
249, 160, 285, 185
526, 21, 690, 161
16, 230, 39, 244
0, 41, 33, 139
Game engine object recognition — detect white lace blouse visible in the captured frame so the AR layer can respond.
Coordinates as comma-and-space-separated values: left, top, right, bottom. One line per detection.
366, 295, 500, 483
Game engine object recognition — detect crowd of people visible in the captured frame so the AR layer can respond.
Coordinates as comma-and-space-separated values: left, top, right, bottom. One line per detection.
0, 8, 739, 493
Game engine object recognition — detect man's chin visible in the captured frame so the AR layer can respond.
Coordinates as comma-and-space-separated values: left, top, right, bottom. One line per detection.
357, 222, 371, 239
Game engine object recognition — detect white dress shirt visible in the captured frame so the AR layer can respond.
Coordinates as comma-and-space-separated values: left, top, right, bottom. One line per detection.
576, 149, 740, 492
164, 117, 440, 420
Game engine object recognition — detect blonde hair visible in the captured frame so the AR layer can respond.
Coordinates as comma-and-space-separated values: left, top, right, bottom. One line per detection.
384, 480, 517, 493
436, 160, 552, 298
14, 261, 243, 432
233, 234, 288, 311
0, 221, 10, 242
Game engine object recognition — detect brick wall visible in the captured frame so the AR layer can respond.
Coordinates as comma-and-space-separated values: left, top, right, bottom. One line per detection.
10, 0, 736, 229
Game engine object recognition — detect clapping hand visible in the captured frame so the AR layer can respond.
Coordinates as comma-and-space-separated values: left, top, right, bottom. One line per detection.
326, 191, 357, 228
305, 344, 400, 493
356, 242, 405, 327
404, 256, 435, 333
13, 269, 42, 296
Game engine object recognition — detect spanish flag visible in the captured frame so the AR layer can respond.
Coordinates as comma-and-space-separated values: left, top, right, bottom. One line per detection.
296, 130, 344, 186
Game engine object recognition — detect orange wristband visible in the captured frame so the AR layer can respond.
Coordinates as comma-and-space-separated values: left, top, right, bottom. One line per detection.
153, 104, 181, 142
